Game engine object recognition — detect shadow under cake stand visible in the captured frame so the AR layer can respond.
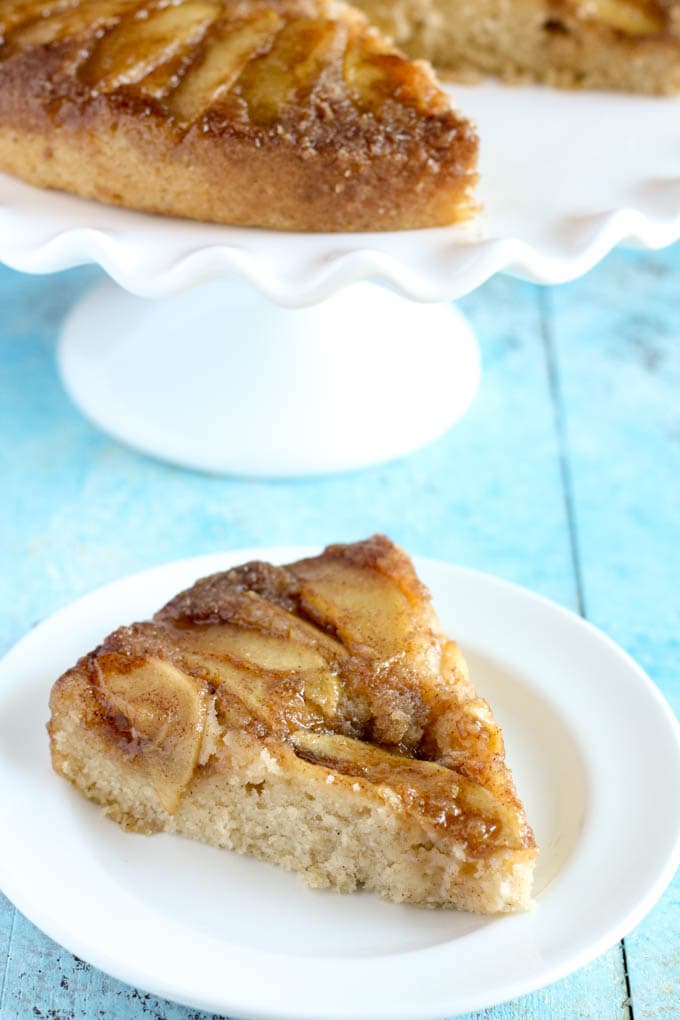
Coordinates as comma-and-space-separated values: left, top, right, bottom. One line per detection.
1, 81, 678, 477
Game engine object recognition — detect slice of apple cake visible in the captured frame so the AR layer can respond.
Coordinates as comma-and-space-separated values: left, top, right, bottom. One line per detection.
0, 0, 479, 231
353, 0, 680, 94
48, 536, 537, 913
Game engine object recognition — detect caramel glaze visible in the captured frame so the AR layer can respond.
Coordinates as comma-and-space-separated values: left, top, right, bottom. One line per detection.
55, 536, 535, 857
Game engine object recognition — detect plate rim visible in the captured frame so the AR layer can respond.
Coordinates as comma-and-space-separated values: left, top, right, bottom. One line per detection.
0, 82, 679, 305
1, 547, 679, 1020
1, 197, 677, 306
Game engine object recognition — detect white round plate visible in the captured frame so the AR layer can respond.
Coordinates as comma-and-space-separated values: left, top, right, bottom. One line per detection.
0, 83, 678, 305
1, 549, 679, 1020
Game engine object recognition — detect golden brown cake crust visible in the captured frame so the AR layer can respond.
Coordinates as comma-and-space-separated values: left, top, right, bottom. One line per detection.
48, 536, 537, 913
0, 0, 478, 231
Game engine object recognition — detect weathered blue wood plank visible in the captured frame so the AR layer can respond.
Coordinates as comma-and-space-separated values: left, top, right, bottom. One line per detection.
0, 895, 224, 1020
0, 893, 15, 1008
546, 248, 680, 1020
0, 260, 642, 1018
0, 268, 579, 659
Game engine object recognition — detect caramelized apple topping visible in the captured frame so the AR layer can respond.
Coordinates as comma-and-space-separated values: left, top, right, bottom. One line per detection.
0, 0, 463, 131
78, 536, 534, 857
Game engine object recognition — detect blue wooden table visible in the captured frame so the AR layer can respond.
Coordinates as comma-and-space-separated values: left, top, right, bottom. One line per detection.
0, 249, 678, 1019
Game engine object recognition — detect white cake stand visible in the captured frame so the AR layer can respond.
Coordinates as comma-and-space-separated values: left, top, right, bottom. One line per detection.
1, 82, 678, 476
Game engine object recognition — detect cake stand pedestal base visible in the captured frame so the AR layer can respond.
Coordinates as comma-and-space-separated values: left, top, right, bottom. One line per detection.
58, 278, 480, 477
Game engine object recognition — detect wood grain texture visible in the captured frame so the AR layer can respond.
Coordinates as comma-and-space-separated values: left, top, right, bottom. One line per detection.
545, 252, 680, 1020
0, 247, 678, 1018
